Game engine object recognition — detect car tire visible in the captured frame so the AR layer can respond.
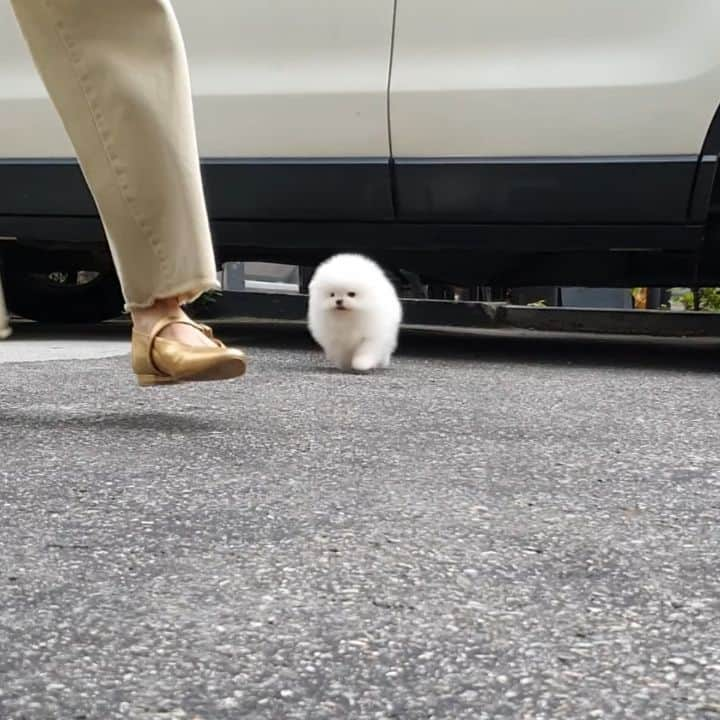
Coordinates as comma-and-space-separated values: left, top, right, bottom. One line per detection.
2, 266, 124, 323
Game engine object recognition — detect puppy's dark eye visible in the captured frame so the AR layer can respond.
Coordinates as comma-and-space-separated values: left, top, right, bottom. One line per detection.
330, 292, 335, 297
348, 292, 356, 298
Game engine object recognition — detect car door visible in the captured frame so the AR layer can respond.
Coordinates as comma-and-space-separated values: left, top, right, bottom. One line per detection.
0, 4, 74, 159
174, 0, 396, 221
388, 0, 720, 225
0, 1, 396, 222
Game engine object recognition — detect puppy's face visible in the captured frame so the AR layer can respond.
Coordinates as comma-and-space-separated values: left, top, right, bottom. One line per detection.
309, 255, 385, 315
316, 284, 363, 314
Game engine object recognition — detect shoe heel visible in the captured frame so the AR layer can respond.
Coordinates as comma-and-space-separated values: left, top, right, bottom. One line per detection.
136, 373, 177, 387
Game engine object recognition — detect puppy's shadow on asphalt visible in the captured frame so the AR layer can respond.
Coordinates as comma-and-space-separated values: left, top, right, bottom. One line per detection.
277, 362, 374, 376
229, 323, 720, 375
300, 366, 348, 376
394, 331, 720, 374
0, 409, 216, 434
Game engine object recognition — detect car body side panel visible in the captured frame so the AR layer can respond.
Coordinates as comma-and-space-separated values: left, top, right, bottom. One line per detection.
389, 0, 720, 157
0, 1, 396, 160
0, 1, 396, 219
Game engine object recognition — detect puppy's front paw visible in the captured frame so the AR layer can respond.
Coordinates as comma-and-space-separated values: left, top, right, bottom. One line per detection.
351, 354, 378, 372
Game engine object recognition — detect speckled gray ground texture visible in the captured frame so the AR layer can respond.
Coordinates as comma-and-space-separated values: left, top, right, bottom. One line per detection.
1, 323, 720, 720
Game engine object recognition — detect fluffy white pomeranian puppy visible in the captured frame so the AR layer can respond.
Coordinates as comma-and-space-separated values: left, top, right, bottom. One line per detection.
308, 254, 402, 371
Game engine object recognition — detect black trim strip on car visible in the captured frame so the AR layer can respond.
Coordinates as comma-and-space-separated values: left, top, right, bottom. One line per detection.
0, 158, 395, 221
201, 158, 394, 220
391, 156, 698, 224
0, 160, 97, 216
0, 216, 703, 255
0, 155, 704, 228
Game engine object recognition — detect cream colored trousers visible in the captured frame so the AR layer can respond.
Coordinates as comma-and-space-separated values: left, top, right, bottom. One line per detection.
9, 0, 220, 314
0, 276, 10, 339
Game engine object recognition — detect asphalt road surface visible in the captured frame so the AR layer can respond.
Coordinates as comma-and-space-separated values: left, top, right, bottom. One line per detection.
1, 322, 719, 720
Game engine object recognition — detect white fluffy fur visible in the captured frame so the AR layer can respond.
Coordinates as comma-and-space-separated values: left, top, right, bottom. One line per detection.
308, 254, 402, 372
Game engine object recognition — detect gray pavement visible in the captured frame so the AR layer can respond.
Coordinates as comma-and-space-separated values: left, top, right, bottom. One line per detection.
1, 322, 720, 720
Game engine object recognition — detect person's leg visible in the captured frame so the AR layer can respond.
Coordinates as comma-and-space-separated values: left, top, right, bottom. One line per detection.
0, 275, 10, 340
10, 0, 242, 370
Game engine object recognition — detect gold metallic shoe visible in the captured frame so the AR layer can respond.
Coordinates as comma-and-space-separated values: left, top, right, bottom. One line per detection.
131, 315, 246, 387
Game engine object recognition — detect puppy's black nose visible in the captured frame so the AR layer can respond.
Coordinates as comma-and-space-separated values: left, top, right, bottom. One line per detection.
335, 299, 343, 307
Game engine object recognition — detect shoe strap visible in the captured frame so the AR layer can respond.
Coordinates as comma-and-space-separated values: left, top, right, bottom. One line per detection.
148, 314, 202, 338
145, 315, 224, 374
194, 322, 219, 340
195, 322, 225, 348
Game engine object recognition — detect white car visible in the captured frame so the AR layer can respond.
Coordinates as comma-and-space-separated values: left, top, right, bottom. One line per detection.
1, 0, 720, 321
